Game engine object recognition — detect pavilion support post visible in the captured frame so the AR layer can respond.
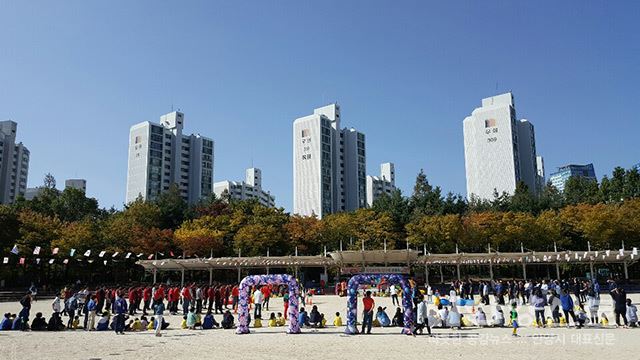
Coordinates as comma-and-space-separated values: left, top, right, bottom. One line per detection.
522, 262, 527, 280
181, 268, 185, 288
237, 267, 241, 283
624, 261, 629, 280
489, 263, 494, 280
209, 268, 213, 285
589, 262, 594, 280
153, 269, 157, 284
439, 265, 444, 284
555, 263, 561, 281
456, 264, 461, 281
425, 266, 429, 286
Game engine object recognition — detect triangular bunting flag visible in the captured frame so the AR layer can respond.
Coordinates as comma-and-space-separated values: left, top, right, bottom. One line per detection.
70, 249, 76, 257
99, 251, 106, 258
11, 245, 19, 255
147, 254, 154, 260
2, 257, 8, 264
112, 252, 119, 258
33, 246, 41, 255
125, 252, 132, 259
103, 260, 107, 266
52, 247, 59, 255
36, 258, 41, 264
63, 259, 69, 264
137, 253, 143, 258
19, 258, 25, 265
170, 251, 175, 257
84, 250, 91, 257
49, 259, 55, 264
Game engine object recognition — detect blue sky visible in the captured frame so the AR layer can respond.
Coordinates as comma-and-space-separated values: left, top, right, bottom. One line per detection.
2, 1, 639, 210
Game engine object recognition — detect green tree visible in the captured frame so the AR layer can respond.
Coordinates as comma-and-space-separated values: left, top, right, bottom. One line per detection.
410, 169, 443, 216
155, 184, 189, 229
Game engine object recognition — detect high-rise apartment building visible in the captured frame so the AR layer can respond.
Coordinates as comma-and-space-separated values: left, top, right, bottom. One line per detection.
0, 121, 30, 204
293, 104, 366, 218
463, 93, 540, 200
549, 163, 596, 192
214, 168, 275, 208
366, 162, 395, 207
65, 179, 87, 193
126, 111, 214, 204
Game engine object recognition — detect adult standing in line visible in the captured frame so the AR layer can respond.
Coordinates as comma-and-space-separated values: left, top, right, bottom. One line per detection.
154, 299, 165, 337
361, 291, 375, 334
52, 292, 62, 316
112, 291, 128, 334
86, 295, 97, 331
610, 286, 628, 327
253, 286, 264, 319
142, 286, 152, 315
416, 294, 431, 335
390, 284, 399, 306
181, 285, 192, 316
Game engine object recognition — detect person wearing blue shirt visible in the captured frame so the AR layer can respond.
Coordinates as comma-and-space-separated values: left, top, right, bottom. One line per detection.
376, 306, 391, 327
12, 315, 22, 330
112, 292, 128, 334
86, 295, 97, 331
560, 289, 577, 327
202, 311, 219, 329
0, 313, 11, 330
298, 307, 310, 327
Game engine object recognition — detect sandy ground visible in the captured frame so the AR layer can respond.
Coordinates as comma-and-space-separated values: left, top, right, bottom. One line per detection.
0, 293, 638, 360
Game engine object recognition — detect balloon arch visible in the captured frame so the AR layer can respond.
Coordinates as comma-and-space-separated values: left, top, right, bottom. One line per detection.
236, 274, 301, 334
345, 273, 413, 335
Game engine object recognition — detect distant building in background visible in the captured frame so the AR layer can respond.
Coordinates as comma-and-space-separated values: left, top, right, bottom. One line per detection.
214, 168, 275, 208
126, 111, 214, 204
65, 179, 86, 193
293, 104, 366, 218
463, 92, 540, 200
366, 162, 395, 207
24, 187, 44, 201
549, 163, 596, 192
536, 156, 545, 191
0, 121, 30, 204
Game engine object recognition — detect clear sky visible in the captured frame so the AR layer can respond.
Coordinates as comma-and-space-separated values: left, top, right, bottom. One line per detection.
2, 1, 639, 210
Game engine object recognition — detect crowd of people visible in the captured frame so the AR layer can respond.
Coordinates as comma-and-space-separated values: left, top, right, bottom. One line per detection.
0, 276, 638, 337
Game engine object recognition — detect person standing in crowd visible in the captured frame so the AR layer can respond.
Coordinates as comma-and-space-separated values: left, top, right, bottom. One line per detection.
610, 286, 628, 327
262, 285, 271, 311
96, 287, 105, 314
253, 286, 264, 319
86, 295, 97, 331
390, 284, 399, 306
66, 293, 78, 329
18, 292, 32, 330
231, 284, 239, 312
626, 299, 638, 327
361, 291, 375, 334
560, 288, 578, 327
587, 290, 600, 326
416, 294, 431, 335
112, 291, 128, 335
181, 285, 192, 316
531, 289, 547, 327
548, 290, 562, 325
154, 299, 165, 337
51, 293, 62, 316
142, 286, 152, 316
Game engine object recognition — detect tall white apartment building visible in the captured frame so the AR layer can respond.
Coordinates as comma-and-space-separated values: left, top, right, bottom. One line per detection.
65, 179, 87, 193
214, 168, 275, 207
293, 104, 366, 218
0, 121, 30, 204
366, 162, 396, 207
126, 111, 214, 204
463, 93, 540, 200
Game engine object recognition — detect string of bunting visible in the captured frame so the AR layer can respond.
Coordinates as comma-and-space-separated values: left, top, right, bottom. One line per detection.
2, 244, 192, 267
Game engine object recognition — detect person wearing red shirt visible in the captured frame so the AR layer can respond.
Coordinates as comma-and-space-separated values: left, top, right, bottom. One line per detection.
128, 288, 137, 315
261, 285, 271, 311
361, 291, 375, 334
142, 287, 152, 315
231, 285, 239, 312
181, 286, 192, 315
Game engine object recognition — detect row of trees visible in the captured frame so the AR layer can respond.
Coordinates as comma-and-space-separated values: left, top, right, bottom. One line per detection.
1, 165, 640, 262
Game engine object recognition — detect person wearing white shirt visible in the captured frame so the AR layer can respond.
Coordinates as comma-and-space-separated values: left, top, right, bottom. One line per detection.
52, 295, 61, 314
253, 287, 264, 319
